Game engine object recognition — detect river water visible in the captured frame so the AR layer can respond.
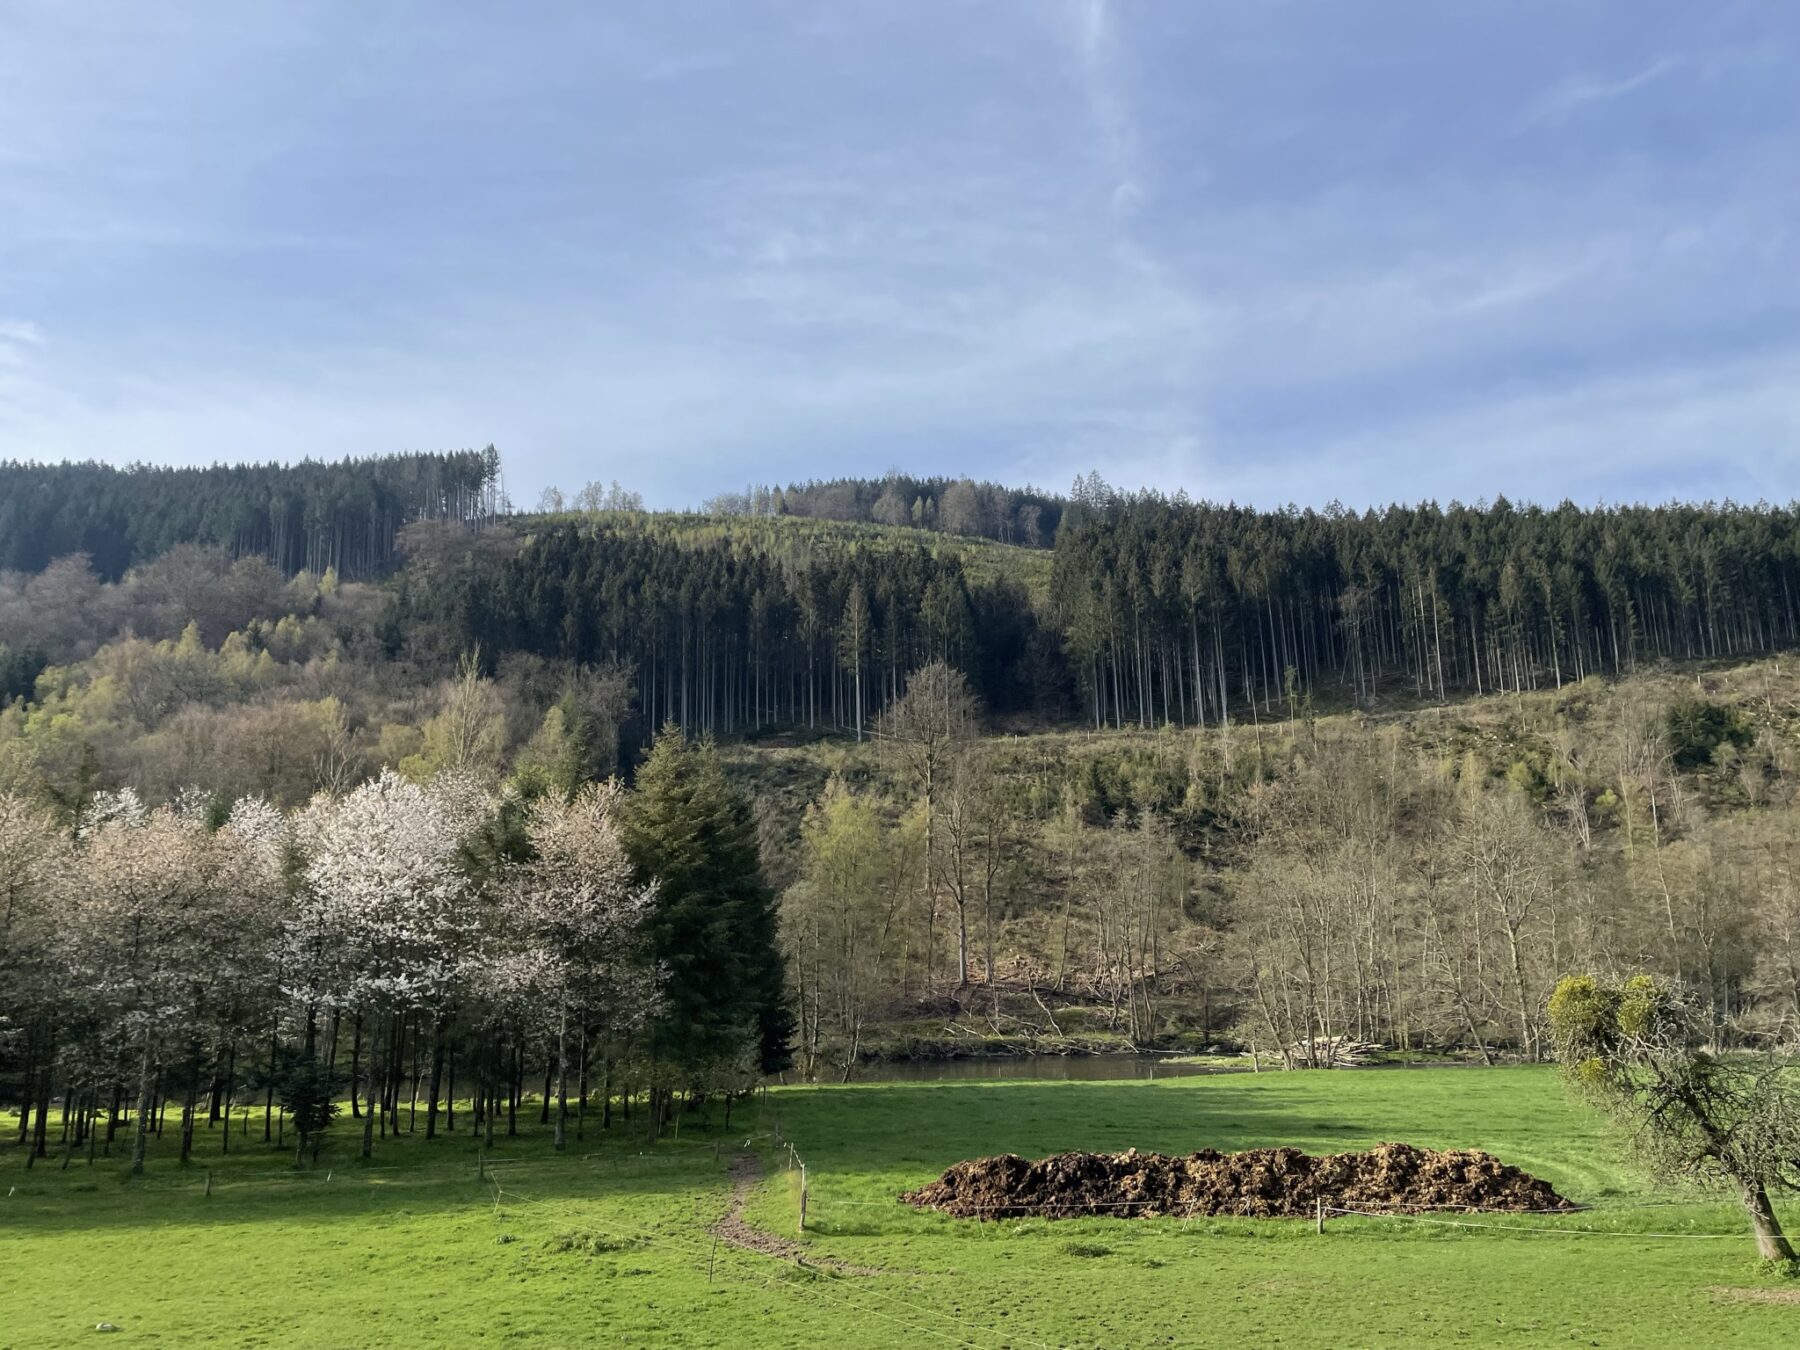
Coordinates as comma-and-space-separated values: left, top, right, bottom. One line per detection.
787, 1053, 1248, 1085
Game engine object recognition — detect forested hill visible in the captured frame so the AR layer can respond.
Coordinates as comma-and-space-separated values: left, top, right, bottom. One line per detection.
6, 453, 1800, 740
0, 451, 502, 580
6, 463, 1800, 1068
1050, 495, 1800, 728
396, 513, 1057, 727
397, 495, 1800, 740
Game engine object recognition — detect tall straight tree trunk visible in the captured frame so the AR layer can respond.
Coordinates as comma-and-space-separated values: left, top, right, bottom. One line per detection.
30, 1062, 52, 1162
554, 1001, 570, 1153
509, 1041, 521, 1137
221, 1044, 236, 1156
130, 1037, 155, 1176
483, 1041, 497, 1148
956, 898, 970, 989
361, 1015, 381, 1158
13, 1045, 31, 1146
576, 1028, 588, 1142
178, 1063, 199, 1164
425, 1015, 446, 1140
264, 1023, 279, 1139
348, 1015, 363, 1119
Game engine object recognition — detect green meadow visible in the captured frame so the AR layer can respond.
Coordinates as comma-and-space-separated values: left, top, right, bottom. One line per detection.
4, 1067, 1796, 1347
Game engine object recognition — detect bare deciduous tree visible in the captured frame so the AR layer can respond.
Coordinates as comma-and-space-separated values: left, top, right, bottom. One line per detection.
1551, 973, 1800, 1262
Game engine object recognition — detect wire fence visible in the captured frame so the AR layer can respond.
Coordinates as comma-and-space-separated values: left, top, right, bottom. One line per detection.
3, 1136, 739, 1202
819, 1192, 1754, 1236
462, 1141, 1049, 1350
11, 1122, 1776, 1348
454, 1131, 1767, 1350
11, 1125, 1764, 1251
774, 1122, 1760, 1244
1320, 1204, 1744, 1239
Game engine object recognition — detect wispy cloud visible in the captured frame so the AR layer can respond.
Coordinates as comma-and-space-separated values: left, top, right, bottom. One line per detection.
0, 319, 45, 369
1, 2, 1795, 508
1062, 0, 1144, 217
1525, 56, 1680, 126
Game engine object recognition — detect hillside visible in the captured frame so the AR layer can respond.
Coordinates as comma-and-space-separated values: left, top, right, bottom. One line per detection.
12, 455, 1799, 737
514, 508, 1056, 604
5, 472, 1800, 1076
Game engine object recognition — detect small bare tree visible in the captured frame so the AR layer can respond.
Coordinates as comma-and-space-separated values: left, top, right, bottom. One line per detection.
877, 661, 977, 989
1549, 973, 1800, 1261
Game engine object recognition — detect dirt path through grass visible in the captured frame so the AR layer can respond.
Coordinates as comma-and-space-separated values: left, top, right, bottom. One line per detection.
711, 1152, 884, 1274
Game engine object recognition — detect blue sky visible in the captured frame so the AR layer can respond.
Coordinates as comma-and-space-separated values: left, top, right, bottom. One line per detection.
2, 1, 1796, 508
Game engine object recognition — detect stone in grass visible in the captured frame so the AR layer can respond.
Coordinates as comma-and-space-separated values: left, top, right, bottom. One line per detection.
95, 1324, 120, 1333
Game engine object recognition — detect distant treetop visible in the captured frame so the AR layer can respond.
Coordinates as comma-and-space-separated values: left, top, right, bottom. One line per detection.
0, 450, 503, 579
700, 473, 1066, 548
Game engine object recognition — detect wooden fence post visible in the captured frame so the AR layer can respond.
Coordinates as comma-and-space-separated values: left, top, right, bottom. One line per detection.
798, 1163, 809, 1233
1315, 1197, 1325, 1234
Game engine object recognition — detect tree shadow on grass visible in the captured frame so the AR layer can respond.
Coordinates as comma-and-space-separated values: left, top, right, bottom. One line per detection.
7, 1069, 1628, 1242
0, 1110, 745, 1236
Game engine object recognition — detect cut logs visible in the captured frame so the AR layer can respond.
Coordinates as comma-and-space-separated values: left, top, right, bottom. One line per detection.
1285, 1036, 1383, 1068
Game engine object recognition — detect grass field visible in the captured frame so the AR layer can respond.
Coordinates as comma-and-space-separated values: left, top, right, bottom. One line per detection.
3, 1067, 1796, 1347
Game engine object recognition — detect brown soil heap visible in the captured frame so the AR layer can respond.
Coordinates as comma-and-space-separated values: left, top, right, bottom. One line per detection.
901, 1142, 1573, 1219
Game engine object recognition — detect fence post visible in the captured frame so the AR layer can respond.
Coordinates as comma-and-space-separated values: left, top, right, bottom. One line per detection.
1315, 1197, 1325, 1234
203, 1168, 213, 1197
798, 1162, 809, 1233
477, 1149, 485, 1181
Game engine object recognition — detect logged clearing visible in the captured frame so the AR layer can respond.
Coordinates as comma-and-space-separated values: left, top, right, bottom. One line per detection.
901, 1141, 1573, 1219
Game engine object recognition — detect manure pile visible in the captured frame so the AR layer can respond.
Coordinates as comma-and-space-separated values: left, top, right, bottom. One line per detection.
901, 1143, 1572, 1220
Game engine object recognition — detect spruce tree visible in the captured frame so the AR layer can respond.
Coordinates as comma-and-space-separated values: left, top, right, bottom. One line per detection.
624, 725, 793, 1074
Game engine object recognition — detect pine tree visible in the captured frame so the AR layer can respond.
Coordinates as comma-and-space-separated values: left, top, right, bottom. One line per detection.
623, 726, 792, 1074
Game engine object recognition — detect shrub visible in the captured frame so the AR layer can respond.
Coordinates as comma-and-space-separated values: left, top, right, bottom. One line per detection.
1665, 700, 1752, 770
